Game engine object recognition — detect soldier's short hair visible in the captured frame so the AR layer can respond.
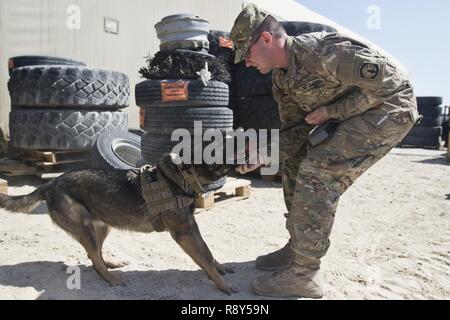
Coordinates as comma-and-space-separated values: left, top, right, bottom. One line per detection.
252, 15, 286, 41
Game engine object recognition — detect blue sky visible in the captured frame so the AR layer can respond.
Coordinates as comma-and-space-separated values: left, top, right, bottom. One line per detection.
297, 0, 450, 105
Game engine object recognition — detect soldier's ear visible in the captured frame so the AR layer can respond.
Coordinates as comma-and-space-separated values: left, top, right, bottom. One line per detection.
260, 31, 273, 46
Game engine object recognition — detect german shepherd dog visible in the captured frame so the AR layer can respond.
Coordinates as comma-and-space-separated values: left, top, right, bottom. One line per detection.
0, 154, 239, 294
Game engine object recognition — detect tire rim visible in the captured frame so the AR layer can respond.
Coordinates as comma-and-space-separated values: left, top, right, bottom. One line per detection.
111, 139, 141, 167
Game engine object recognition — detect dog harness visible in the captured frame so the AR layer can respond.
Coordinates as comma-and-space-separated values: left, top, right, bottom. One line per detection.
139, 155, 206, 220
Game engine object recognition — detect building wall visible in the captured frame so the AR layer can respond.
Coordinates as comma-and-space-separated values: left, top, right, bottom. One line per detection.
0, 0, 407, 137
0, 0, 245, 136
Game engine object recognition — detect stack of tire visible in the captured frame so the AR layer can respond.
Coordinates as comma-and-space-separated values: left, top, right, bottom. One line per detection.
400, 97, 445, 149
136, 15, 233, 191
136, 80, 232, 165
207, 30, 235, 129
227, 22, 337, 131
7, 55, 130, 153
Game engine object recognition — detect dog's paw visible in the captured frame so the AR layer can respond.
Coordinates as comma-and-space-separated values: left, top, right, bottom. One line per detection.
220, 284, 239, 295
215, 262, 235, 275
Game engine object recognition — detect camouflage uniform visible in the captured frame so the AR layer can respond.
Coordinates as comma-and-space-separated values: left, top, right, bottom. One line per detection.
274, 34, 420, 263
231, 3, 420, 297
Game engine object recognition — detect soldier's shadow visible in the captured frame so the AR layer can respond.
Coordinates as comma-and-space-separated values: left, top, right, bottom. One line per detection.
0, 260, 294, 300
414, 155, 449, 166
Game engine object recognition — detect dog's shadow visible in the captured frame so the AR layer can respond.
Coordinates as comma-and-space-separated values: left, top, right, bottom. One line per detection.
0, 260, 290, 300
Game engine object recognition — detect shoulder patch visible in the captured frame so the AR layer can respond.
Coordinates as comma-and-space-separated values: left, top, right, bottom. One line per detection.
359, 63, 380, 80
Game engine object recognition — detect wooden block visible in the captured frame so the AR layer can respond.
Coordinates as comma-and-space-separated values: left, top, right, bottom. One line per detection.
0, 178, 7, 195
236, 185, 251, 198
194, 178, 252, 210
195, 193, 215, 209
219, 177, 251, 192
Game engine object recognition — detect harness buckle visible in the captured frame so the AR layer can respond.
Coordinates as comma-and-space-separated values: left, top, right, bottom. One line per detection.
140, 164, 155, 173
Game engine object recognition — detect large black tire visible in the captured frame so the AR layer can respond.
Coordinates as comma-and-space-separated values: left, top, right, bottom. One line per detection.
416, 96, 443, 107
401, 135, 441, 148
231, 64, 273, 97
89, 130, 141, 170
233, 96, 282, 130
8, 55, 86, 75
135, 80, 229, 108
141, 133, 177, 164
9, 109, 127, 150
418, 105, 444, 117
417, 115, 444, 127
143, 107, 233, 134
8, 65, 130, 109
280, 21, 337, 36
409, 126, 443, 137
141, 133, 215, 164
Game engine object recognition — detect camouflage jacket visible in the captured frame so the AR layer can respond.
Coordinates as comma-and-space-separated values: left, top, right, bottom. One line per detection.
272, 32, 419, 130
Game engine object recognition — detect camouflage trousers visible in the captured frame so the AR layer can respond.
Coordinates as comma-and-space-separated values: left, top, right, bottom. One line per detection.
281, 104, 417, 266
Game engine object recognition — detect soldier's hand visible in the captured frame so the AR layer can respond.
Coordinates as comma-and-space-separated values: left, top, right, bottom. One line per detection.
305, 107, 330, 125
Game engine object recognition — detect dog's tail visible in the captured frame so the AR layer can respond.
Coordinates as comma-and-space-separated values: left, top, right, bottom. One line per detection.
0, 184, 48, 214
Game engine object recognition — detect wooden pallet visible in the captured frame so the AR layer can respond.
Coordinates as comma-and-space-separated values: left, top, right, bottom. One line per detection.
0, 150, 89, 179
24, 150, 89, 164
195, 177, 251, 210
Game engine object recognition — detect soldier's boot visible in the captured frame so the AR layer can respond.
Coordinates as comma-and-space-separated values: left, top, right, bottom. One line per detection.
251, 255, 323, 299
255, 241, 293, 271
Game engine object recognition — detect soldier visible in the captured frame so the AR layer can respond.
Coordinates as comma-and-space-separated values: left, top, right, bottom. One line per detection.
231, 3, 420, 298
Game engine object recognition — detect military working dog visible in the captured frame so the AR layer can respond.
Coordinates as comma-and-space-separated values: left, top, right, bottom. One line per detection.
0, 154, 240, 294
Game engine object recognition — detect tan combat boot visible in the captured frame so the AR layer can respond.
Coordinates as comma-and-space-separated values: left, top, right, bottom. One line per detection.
252, 265, 323, 299
255, 241, 293, 271
252, 255, 323, 299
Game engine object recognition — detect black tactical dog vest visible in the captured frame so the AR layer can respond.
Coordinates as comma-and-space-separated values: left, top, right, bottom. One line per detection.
139, 155, 206, 221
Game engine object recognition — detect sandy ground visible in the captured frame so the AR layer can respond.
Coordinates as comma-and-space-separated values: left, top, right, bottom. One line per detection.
0, 148, 449, 300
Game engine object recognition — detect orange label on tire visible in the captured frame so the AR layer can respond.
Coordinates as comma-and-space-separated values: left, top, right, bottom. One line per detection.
219, 36, 234, 49
161, 82, 189, 102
